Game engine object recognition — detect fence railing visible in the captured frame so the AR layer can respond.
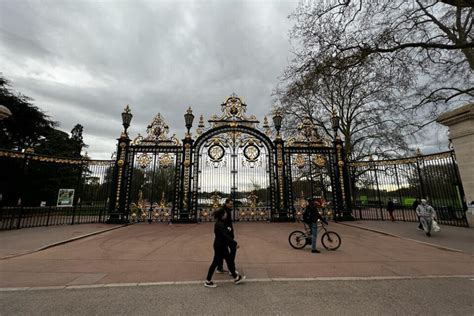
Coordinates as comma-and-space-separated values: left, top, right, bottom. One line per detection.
0, 149, 114, 230
349, 150, 468, 227
352, 205, 468, 227
0, 205, 110, 230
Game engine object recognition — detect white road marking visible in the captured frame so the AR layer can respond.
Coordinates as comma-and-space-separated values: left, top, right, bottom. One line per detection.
1, 275, 473, 291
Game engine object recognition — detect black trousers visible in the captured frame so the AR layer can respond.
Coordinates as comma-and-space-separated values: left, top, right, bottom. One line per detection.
217, 242, 237, 271
206, 245, 237, 281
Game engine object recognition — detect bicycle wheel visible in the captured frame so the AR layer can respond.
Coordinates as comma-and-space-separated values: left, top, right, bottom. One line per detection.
321, 231, 341, 250
289, 230, 308, 249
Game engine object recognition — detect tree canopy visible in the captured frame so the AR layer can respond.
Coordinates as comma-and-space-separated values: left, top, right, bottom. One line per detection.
0, 77, 56, 151
0, 76, 87, 157
276, 0, 473, 160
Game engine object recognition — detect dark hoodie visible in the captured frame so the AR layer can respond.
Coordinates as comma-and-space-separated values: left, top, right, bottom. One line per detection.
304, 203, 328, 224
214, 220, 237, 250
220, 205, 234, 239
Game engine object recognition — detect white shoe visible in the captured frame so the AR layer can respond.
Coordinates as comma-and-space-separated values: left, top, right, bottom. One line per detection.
204, 280, 217, 288
234, 274, 246, 285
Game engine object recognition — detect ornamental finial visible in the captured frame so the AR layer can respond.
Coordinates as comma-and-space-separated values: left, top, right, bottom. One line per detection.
124, 104, 131, 114
263, 116, 269, 128
187, 107, 193, 115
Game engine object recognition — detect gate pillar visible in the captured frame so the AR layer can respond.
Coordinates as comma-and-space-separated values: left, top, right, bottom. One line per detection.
108, 105, 132, 224
334, 136, 353, 220
177, 132, 195, 223
274, 137, 288, 221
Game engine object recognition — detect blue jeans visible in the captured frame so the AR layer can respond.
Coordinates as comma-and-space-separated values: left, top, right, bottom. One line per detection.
311, 223, 318, 250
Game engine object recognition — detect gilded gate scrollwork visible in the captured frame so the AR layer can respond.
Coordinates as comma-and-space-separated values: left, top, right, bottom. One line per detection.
110, 95, 351, 223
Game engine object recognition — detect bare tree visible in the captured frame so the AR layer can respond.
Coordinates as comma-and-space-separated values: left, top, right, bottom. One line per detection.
288, 0, 473, 111
276, 56, 417, 162
276, 0, 473, 162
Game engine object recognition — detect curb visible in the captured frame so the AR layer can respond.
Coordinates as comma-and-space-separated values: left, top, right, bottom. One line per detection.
339, 222, 466, 253
0, 225, 127, 260
1, 275, 473, 291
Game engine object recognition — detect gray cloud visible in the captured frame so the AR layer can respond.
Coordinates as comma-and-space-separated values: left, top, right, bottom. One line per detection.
1, 0, 295, 159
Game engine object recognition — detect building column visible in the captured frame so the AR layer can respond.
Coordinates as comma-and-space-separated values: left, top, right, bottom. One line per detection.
437, 103, 474, 227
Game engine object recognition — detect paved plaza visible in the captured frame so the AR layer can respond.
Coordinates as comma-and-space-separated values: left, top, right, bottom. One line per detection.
1, 221, 473, 315
0, 222, 472, 288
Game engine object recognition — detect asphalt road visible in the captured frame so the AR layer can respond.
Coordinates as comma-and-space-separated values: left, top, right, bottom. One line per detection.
1, 277, 473, 315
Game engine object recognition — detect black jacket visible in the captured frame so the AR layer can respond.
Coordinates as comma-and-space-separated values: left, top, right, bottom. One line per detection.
220, 205, 234, 239
304, 204, 328, 224
412, 200, 420, 211
387, 200, 395, 212
213, 220, 237, 250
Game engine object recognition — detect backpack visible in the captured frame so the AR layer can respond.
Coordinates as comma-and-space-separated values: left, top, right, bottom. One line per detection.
302, 208, 311, 224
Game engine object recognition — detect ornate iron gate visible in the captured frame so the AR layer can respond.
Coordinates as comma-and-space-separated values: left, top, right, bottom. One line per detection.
350, 150, 468, 227
190, 97, 276, 221
108, 95, 352, 223
108, 109, 183, 223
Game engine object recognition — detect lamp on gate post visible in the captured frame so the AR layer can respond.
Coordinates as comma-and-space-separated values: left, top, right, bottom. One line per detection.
184, 107, 195, 137
272, 110, 283, 138
107, 105, 133, 224
121, 105, 133, 135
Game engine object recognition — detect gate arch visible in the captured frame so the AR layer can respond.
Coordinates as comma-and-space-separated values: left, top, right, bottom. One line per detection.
191, 124, 276, 221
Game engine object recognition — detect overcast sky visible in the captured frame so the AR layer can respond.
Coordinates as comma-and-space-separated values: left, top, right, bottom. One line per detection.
1, 0, 298, 159
0, 0, 451, 159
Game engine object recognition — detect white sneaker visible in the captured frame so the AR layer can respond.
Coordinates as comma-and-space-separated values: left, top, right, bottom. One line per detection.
204, 280, 217, 288
234, 274, 246, 285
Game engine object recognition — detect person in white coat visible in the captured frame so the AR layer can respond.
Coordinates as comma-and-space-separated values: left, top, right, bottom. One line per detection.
416, 199, 436, 237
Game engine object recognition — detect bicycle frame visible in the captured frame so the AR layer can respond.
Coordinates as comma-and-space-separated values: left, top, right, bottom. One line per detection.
303, 221, 328, 235
289, 220, 341, 251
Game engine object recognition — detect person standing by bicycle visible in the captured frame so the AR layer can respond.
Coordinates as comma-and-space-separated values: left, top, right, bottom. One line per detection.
303, 197, 329, 253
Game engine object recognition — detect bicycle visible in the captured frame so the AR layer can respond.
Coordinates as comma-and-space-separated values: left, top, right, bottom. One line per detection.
288, 221, 341, 250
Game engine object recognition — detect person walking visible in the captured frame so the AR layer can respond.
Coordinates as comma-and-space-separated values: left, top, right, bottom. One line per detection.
412, 198, 423, 230
215, 198, 237, 274
416, 199, 436, 237
387, 198, 395, 221
303, 197, 329, 253
204, 208, 245, 288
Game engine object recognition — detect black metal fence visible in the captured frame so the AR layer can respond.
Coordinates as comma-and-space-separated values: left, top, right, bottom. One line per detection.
0, 149, 114, 230
349, 151, 468, 227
